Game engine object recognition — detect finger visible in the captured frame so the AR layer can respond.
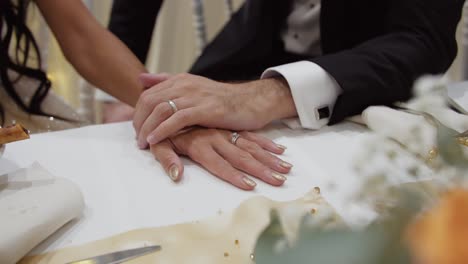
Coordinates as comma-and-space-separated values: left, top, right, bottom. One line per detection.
150, 140, 184, 182
133, 83, 175, 135
235, 137, 292, 174
137, 99, 190, 149
240, 131, 287, 154
147, 109, 200, 145
214, 140, 287, 186
138, 102, 174, 149
139, 73, 171, 88
184, 145, 257, 191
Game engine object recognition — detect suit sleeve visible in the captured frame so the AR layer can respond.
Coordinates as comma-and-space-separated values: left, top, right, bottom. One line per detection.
312, 0, 464, 124
108, 0, 163, 63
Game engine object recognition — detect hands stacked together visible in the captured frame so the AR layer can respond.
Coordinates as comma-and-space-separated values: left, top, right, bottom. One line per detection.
131, 73, 297, 190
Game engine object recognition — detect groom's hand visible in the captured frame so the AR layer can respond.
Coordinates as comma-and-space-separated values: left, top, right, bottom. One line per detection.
133, 73, 297, 149
137, 74, 293, 190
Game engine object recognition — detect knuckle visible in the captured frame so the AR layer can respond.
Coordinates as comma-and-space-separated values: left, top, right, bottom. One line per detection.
155, 103, 172, 117
140, 88, 151, 98
187, 147, 205, 163
174, 79, 194, 91
206, 128, 220, 136
158, 152, 174, 165
178, 81, 192, 90
238, 151, 254, 164
177, 110, 193, 123
140, 95, 154, 108
175, 73, 190, 80
211, 130, 228, 142
180, 73, 191, 78
185, 140, 204, 156
240, 131, 252, 139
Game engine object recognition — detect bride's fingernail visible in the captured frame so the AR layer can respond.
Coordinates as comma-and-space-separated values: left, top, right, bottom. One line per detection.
242, 177, 257, 188
272, 172, 287, 181
277, 144, 287, 150
169, 165, 179, 181
280, 161, 293, 169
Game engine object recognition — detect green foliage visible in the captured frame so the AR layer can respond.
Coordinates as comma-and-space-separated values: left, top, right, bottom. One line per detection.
254, 192, 424, 264
436, 126, 468, 169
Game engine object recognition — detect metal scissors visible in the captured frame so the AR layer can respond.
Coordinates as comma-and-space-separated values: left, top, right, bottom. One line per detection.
66, 245, 161, 264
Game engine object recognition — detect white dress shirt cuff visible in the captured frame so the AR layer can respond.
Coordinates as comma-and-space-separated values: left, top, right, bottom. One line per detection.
261, 61, 342, 129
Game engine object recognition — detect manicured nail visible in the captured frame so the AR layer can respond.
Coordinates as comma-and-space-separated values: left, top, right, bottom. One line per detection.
138, 140, 147, 149
272, 172, 287, 181
277, 144, 287, 150
147, 134, 157, 145
279, 161, 293, 169
242, 177, 257, 188
169, 165, 179, 181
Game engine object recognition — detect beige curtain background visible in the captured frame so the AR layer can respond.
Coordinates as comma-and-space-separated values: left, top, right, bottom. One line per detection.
27, 0, 464, 114
27, 0, 243, 112
147, 0, 244, 74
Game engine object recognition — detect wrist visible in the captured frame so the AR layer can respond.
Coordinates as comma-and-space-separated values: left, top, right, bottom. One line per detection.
257, 77, 297, 123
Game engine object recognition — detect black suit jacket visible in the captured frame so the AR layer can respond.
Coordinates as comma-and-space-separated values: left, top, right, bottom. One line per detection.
109, 0, 463, 124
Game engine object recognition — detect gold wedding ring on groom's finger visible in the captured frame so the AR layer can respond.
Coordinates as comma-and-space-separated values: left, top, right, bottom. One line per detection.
167, 100, 178, 114
231, 132, 241, 145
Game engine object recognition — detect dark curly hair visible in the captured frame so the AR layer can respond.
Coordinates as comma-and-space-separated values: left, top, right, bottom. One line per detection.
0, 0, 52, 125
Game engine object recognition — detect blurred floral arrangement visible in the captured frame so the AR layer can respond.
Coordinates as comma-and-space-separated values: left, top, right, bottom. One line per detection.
254, 76, 468, 264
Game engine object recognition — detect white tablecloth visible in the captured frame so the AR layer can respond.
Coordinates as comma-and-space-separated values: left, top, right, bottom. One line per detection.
0, 122, 384, 254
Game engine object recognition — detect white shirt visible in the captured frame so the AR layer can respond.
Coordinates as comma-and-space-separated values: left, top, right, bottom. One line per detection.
262, 0, 341, 129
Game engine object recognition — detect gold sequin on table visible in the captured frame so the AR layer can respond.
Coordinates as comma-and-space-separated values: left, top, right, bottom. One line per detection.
313, 186, 321, 194
426, 147, 438, 162
224, 252, 229, 257
310, 208, 317, 214
235, 239, 239, 245
458, 137, 468, 147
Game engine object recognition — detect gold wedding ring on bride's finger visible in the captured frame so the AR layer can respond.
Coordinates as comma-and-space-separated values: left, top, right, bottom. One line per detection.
231, 132, 241, 145
167, 100, 178, 114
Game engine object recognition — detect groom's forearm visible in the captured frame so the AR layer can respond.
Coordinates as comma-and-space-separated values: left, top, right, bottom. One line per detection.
36, 0, 146, 106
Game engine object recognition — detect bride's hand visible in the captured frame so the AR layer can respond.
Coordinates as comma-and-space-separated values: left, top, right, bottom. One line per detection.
150, 128, 292, 190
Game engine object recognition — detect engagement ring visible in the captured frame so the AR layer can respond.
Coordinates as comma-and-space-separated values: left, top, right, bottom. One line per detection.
231, 132, 241, 145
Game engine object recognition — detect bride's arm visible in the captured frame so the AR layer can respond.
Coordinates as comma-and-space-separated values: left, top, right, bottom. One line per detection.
34, 0, 146, 106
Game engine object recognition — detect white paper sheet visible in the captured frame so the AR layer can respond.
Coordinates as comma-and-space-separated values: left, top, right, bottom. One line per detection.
0, 122, 412, 255
0, 163, 84, 264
